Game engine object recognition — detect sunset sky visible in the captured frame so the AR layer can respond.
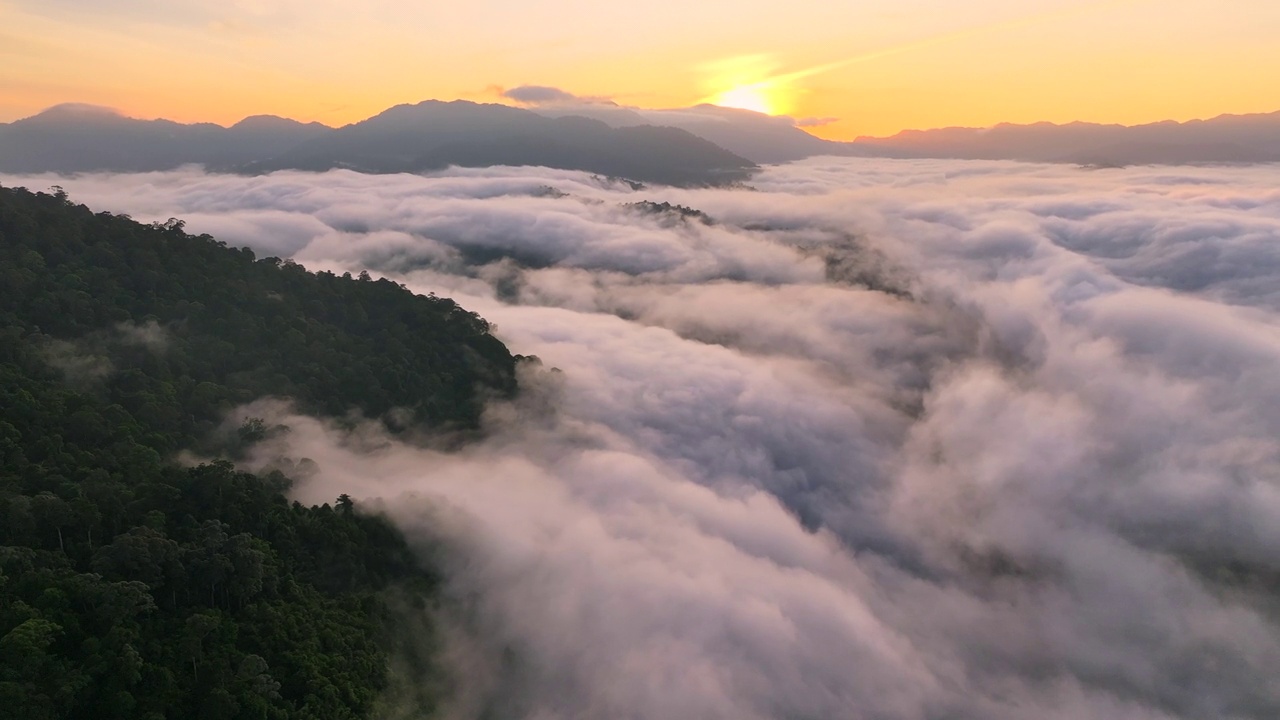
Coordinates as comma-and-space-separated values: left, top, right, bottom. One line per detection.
3, 0, 1278, 139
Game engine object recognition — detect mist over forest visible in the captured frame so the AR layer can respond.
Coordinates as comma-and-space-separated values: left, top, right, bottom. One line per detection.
7, 157, 1280, 718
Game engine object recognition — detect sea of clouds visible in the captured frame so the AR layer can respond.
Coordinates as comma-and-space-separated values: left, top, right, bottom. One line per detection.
6, 158, 1280, 719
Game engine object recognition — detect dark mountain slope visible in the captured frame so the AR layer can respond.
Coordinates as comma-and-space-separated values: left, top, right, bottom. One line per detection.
0, 104, 332, 173
245, 100, 757, 186
0, 101, 757, 186
0, 185, 518, 718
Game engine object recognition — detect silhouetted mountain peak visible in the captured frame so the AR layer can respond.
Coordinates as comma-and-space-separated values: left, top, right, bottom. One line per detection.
245, 99, 755, 185
231, 115, 331, 132
19, 103, 132, 126
367, 99, 525, 119
0, 105, 335, 173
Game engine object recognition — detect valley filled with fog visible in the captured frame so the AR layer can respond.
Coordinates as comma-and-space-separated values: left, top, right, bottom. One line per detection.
7, 158, 1280, 719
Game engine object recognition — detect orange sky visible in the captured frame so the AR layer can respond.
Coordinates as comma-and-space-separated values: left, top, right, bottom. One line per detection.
2, 0, 1278, 139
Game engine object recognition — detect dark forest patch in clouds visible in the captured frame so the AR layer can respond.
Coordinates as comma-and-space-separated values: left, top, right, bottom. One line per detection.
6, 158, 1280, 718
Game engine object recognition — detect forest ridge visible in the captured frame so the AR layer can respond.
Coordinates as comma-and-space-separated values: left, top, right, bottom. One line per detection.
0, 185, 518, 719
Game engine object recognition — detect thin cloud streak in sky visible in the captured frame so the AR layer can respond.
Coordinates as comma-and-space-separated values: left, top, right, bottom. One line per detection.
6, 159, 1280, 718
744, 0, 1153, 96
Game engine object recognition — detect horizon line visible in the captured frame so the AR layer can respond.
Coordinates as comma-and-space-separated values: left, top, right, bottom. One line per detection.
6, 98, 1279, 142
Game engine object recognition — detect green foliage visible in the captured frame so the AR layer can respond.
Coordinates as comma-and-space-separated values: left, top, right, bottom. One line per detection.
623, 200, 715, 225
0, 184, 516, 438
0, 185, 508, 719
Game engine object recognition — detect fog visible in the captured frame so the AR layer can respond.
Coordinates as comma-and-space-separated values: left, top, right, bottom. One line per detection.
7, 158, 1280, 718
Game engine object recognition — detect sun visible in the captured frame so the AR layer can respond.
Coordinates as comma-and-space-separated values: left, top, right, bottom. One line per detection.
707, 83, 777, 115
696, 55, 795, 116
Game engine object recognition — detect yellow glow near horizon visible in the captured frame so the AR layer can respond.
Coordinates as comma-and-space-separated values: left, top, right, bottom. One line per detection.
697, 55, 797, 116
706, 84, 776, 115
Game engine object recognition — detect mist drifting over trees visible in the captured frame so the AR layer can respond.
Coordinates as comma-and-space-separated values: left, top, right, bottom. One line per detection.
6, 157, 1280, 718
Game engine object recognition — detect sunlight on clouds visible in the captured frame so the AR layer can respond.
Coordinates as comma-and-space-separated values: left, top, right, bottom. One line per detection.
706, 84, 776, 115
698, 55, 798, 116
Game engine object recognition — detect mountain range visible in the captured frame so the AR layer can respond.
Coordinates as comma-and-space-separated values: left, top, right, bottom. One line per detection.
0, 101, 756, 187
239, 100, 757, 186
0, 103, 331, 173
851, 111, 1280, 165
527, 101, 1280, 165
2, 101, 1278, 184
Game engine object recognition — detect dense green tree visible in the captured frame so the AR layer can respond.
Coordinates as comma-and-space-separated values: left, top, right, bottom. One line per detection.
0, 185, 504, 718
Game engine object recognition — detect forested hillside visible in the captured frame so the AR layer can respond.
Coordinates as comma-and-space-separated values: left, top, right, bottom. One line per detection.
0, 185, 519, 719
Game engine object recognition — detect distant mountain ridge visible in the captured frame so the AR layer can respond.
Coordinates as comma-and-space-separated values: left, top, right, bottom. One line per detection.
241, 100, 757, 186
0, 101, 756, 187
4, 101, 1278, 178
0, 103, 331, 173
850, 111, 1280, 165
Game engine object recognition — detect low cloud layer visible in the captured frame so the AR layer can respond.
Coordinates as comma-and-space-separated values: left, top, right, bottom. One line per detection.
6, 159, 1280, 718
501, 85, 589, 106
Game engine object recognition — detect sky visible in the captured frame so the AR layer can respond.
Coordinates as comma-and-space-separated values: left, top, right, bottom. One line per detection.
3, 0, 1279, 140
